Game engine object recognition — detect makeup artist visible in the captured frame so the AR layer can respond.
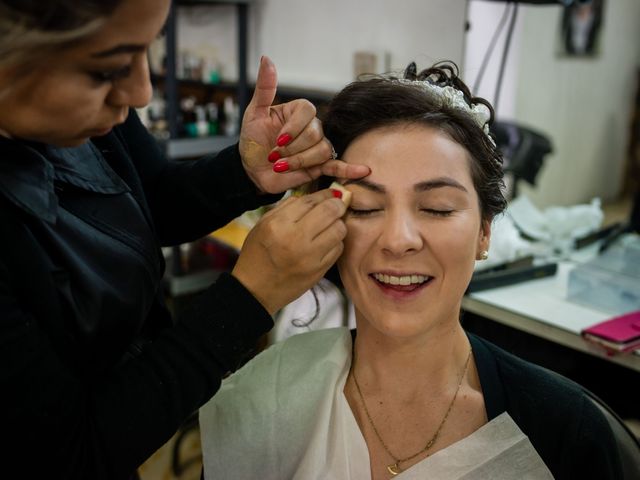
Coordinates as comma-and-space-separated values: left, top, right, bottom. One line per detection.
0, 0, 368, 478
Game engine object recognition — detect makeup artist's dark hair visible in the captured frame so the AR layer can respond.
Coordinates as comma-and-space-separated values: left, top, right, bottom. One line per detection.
0, 0, 122, 69
322, 61, 507, 223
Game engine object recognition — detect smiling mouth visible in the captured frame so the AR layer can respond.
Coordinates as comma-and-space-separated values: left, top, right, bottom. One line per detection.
370, 273, 433, 293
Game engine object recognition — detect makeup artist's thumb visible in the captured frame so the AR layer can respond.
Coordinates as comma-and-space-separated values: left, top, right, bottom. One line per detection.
248, 55, 278, 116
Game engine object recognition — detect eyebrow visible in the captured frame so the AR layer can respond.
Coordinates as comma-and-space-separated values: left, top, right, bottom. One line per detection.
343, 176, 468, 194
415, 177, 468, 193
91, 44, 146, 58
343, 178, 385, 193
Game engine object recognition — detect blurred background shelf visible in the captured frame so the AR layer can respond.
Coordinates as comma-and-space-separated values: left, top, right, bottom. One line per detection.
177, 0, 253, 5
163, 136, 239, 160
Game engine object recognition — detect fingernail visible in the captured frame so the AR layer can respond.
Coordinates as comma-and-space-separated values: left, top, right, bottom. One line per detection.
273, 160, 289, 173
276, 133, 292, 147
268, 150, 281, 163
331, 189, 343, 199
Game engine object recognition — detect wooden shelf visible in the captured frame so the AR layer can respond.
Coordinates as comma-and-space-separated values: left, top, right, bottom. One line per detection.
152, 73, 336, 105
177, 0, 253, 5
151, 74, 236, 91
162, 136, 239, 159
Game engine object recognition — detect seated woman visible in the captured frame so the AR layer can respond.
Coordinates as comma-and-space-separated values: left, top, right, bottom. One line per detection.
198, 62, 622, 479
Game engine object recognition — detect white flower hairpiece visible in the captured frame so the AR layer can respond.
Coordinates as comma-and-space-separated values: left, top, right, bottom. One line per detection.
394, 78, 496, 146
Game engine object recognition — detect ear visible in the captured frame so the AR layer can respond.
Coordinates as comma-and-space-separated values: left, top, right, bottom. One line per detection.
476, 218, 492, 260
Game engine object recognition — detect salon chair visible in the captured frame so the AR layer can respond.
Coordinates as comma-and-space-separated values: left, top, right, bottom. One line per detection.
543, 367, 640, 479
588, 393, 640, 480
491, 121, 553, 199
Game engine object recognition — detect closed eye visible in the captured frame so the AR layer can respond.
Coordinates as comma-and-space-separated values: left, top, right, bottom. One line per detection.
347, 208, 381, 217
422, 209, 454, 217
89, 65, 132, 84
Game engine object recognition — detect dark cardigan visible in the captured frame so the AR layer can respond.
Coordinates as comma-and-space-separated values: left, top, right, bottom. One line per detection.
469, 333, 623, 479
0, 110, 277, 479
345, 330, 624, 479
340, 330, 624, 480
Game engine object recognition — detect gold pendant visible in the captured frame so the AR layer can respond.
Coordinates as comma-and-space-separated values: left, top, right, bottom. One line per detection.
387, 462, 402, 476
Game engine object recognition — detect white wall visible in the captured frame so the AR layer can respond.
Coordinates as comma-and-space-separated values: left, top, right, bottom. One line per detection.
465, 0, 640, 207
250, 0, 467, 90
176, 0, 467, 91
175, 1, 640, 207
463, 1, 523, 120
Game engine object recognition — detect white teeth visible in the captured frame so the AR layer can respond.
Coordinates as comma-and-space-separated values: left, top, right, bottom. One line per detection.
373, 273, 429, 285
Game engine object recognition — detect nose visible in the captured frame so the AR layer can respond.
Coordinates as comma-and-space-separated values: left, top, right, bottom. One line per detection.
377, 210, 424, 257
107, 54, 153, 109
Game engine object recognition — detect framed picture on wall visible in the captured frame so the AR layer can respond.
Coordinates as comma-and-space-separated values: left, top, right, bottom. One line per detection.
558, 0, 605, 58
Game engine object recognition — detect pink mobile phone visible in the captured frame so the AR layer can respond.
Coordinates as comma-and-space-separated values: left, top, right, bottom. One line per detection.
582, 310, 640, 353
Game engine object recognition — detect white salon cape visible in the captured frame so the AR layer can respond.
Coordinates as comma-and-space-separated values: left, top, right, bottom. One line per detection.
199, 327, 554, 479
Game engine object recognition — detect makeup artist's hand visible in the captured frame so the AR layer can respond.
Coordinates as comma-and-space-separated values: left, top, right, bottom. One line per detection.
239, 56, 369, 194
232, 189, 347, 315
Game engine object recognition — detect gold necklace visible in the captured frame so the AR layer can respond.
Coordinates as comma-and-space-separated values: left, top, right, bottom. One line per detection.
350, 347, 472, 476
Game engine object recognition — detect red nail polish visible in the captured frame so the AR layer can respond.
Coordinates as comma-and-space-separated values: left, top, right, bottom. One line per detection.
331, 189, 343, 199
273, 160, 289, 173
268, 151, 281, 163
276, 133, 292, 147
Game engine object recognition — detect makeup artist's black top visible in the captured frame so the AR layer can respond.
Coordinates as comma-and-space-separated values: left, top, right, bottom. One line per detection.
0, 109, 279, 479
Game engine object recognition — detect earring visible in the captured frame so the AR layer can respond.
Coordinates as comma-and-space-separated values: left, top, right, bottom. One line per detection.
479, 250, 489, 261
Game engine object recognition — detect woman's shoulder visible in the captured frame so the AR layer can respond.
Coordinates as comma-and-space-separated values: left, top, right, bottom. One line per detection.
469, 333, 622, 476
469, 332, 607, 429
274, 325, 352, 354
469, 332, 584, 399
210, 327, 351, 398
470, 335, 611, 448
199, 327, 353, 475
252, 326, 349, 367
